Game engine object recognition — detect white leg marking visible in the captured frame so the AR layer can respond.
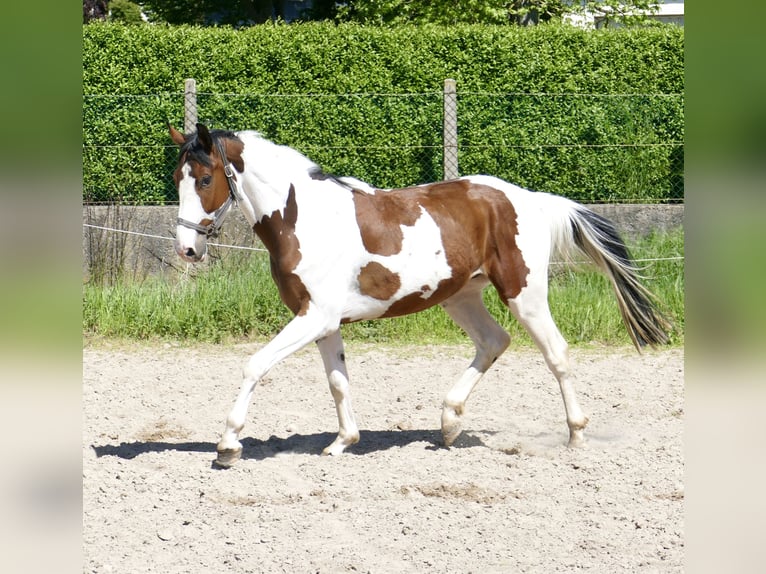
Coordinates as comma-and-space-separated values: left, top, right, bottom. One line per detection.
316, 330, 360, 455
439, 277, 510, 446
508, 281, 588, 447
215, 305, 335, 466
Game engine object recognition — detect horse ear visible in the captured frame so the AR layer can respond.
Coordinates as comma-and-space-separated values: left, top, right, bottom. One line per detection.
168, 124, 186, 146
196, 123, 213, 154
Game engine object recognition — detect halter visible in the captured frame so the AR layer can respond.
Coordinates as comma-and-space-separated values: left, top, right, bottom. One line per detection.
177, 137, 242, 238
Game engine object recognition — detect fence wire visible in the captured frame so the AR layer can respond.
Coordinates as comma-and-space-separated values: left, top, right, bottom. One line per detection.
83, 88, 683, 205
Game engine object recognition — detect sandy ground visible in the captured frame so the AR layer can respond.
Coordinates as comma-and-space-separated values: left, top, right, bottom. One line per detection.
83, 341, 683, 573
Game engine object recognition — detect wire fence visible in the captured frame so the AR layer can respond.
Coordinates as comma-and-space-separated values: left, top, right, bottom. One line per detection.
83, 81, 684, 205
82, 221, 682, 265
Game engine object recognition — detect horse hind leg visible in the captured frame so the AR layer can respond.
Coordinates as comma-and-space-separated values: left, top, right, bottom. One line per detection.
316, 329, 360, 455
506, 283, 589, 447
439, 277, 511, 446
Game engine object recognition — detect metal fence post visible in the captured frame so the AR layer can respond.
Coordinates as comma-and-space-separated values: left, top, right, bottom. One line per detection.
184, 78, 197, 133
443, 78, 458, 180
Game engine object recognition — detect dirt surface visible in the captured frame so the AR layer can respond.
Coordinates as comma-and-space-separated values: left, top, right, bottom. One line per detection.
83, 341, 684, 573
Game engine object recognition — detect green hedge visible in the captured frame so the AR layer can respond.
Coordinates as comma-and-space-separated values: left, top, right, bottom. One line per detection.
83, 22, 683, 204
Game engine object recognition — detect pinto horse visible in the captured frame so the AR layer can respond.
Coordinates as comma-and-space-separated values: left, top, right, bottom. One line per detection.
169, 123, 669, 467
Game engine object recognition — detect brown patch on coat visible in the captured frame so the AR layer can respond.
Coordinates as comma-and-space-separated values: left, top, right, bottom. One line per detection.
252, 185, 310, 315
357, 262, 401, 300
383, 287, 449, 318
349, 180, 529, 319
475, 189, 529, 302
351, 190, 420, 256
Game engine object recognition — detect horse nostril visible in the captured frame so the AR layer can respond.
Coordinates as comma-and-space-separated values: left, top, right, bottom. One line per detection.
185, 248, 196, 258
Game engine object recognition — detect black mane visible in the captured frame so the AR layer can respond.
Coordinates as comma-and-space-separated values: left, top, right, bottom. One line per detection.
180, 129, 240, 167
308, 166, 359, 191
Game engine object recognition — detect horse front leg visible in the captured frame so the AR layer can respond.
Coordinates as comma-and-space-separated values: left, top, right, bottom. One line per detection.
316, 329, 359, 455
215, 305, 335, 467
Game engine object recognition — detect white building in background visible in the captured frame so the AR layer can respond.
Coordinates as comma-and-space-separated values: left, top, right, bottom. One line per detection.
281, 1, 685, 27
648, 1, 684, 26
567, 1, 684, 28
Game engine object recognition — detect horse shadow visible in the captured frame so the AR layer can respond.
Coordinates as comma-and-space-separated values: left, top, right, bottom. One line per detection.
91, 428, 489, 466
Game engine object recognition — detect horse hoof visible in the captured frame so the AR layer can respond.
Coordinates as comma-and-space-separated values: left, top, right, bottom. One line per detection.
214, 447, 242, 468
441, 406, 463, 447
322, 433, 359, 456
442, 429, 461, 447
567, 429, 587, 448
441, 421, 463, 447
567, 417, 589, 448
567, 434, 586, 448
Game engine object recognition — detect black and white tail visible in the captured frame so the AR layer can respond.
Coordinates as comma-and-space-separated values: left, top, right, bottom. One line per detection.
546, 196, 671, 350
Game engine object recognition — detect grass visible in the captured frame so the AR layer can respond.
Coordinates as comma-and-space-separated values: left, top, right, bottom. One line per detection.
83, 229, 684, 347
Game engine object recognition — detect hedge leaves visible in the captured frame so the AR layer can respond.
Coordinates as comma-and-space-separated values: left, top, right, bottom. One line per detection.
83, 22, 683, 203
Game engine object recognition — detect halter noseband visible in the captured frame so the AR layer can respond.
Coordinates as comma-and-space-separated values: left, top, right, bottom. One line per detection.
176, 137, 242, 239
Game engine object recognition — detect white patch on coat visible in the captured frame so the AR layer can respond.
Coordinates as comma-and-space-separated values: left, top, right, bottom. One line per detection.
345, 206, 452, 321
236, 132, 318, 222
370, 204, 451, 297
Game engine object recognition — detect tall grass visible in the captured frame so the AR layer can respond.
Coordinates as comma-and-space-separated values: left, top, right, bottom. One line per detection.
83, 229, 683, 347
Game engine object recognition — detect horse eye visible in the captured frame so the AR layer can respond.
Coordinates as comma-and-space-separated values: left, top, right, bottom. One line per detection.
200, 175, 212, 188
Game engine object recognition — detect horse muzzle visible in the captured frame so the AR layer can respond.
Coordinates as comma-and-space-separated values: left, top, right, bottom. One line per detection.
174, 229, 208, 263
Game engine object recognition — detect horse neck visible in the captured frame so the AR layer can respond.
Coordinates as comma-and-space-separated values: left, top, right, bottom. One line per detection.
237, 133, 316, 224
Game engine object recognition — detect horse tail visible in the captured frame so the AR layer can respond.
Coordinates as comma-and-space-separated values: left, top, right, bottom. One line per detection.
544, 195, 671, 350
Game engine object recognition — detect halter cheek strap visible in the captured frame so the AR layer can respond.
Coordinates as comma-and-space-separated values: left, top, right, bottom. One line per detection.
177, 137, 242, 238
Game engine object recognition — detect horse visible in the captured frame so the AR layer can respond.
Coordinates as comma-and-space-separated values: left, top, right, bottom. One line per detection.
169, 122, 670, 468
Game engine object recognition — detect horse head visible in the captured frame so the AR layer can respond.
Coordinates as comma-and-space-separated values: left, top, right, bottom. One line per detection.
169, 123, 242, 262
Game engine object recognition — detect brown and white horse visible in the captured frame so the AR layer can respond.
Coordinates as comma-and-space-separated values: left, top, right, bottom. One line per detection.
170, 123, 669, 467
